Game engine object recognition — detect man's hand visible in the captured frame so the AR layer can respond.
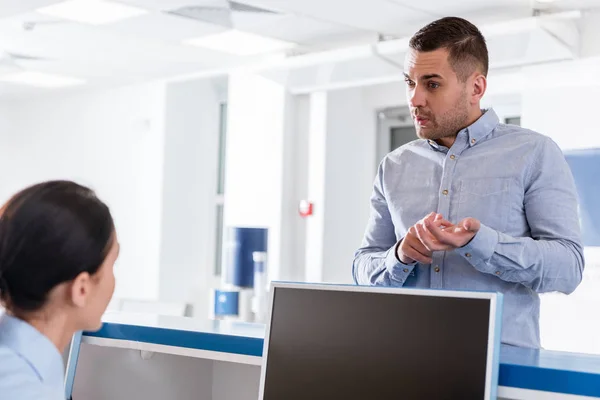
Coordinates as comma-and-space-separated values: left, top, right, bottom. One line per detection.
397, 213, 481, 264
396, 212, 441, 264
416, 214, 481, 251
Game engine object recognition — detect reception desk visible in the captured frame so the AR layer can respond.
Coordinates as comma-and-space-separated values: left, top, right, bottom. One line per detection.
69, 312, 600, 400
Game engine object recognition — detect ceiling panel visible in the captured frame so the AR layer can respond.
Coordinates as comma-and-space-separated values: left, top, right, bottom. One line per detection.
236, 0, 437, 35
0, 0, 596, 98
107, 11, 227, 42
544, 0, 600, 11
0, 11, 242, 79
387, 0, 529, 16
0, 0, 60, 19
120, 0, 229, 12
241, 14, 369, 47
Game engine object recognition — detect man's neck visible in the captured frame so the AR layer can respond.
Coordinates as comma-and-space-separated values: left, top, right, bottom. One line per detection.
437, 108, 484, 148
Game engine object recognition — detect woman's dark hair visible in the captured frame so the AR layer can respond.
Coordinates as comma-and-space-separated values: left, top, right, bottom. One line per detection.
0, 180, 114, 312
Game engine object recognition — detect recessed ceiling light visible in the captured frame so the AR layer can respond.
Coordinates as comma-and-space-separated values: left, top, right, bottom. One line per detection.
0, 71, 86, 88
184, 30, 296, 56
36, 0, 148, 25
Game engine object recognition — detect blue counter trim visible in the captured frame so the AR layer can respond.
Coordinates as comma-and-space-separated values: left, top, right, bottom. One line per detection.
499, 363, 600, 397
85, 322, 264, 357
83, 321, 600, 397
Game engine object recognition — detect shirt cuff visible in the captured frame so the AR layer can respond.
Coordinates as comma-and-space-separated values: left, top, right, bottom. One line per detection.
384, 239, 416, 285
458, 223, 499, 274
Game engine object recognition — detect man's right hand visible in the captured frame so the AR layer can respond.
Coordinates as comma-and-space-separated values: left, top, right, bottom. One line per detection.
396, 213, 440, 264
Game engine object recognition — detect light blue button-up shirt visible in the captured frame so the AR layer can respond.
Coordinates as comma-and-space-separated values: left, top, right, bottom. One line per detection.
353, 108, 584, 348
0, 313, 65, 400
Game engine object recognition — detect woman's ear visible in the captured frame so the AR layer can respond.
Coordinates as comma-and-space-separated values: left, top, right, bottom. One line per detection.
70, 272, 91, 308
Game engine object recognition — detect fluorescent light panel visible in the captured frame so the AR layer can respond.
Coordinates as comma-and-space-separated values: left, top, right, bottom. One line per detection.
184, 30, 296, 56
36, 0, 148, 25
0, 71, 86, 88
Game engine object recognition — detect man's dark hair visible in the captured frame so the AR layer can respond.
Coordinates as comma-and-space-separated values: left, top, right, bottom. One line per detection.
409, 17, 488, 81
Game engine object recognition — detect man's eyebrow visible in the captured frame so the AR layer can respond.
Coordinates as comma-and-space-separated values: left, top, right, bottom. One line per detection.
422, 74, 443, 80
403, 73, 444, 80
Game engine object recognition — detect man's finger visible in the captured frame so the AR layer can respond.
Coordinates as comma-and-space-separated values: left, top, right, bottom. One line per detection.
403, 244, 432, 264
430, 217, 453, 229
415, 222, 445, 251
461, 217, 481, 232
402, 234, 433, 263
419, 223, 454, 251
424, 218, 457, 245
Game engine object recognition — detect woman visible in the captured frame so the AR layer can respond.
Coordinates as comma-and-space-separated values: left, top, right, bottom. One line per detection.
0, 180, 119, 399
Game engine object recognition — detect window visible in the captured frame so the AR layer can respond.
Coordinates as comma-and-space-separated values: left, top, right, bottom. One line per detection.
214, 103, 227, 276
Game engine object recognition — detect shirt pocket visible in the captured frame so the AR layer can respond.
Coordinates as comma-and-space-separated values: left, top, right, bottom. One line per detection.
456, 178, 512, 232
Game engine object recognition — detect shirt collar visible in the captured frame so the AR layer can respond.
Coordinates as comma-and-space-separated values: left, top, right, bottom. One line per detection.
0, 313, 64, 388
427, 108, 499, 150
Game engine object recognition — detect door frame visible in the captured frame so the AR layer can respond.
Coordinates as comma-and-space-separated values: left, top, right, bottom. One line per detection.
375, 106, 414, 167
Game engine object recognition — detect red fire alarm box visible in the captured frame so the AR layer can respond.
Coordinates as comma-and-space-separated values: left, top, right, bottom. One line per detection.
298, 200, 314, 217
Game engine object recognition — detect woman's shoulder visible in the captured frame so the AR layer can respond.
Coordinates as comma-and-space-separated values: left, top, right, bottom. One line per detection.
0, 346, 51, 398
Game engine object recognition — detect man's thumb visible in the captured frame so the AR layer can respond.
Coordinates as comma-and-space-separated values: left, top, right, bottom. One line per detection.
462, 218, 479, 232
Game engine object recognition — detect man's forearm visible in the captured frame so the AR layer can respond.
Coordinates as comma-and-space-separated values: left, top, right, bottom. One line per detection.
353, 244, 416, 286
459, 223, 584, 293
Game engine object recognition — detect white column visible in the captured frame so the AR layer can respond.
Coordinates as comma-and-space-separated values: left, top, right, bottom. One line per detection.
304, 89, 377, 284
159, 77, 223, 317
223, 72, 294, 284
304, 92, 328, 282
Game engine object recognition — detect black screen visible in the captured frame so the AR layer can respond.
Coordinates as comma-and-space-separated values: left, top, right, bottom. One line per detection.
262, 286, 491, 400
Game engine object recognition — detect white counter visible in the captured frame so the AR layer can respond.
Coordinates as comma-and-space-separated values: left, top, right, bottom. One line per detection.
68, 312, 600, 400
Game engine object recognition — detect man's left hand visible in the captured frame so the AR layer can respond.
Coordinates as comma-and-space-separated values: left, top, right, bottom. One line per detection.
415, 213, 481, 251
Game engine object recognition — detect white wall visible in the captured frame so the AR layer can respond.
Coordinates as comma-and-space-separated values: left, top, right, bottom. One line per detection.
223, 72, 294, 284
521, 57, 600, 149
305, 92, 328, 282
0, 83, 167, 300
158, 77, 225, 317
304, 88, 376, 284
324, 89, 377, 283
518, 56, 600, 354
279, 94, 310, 283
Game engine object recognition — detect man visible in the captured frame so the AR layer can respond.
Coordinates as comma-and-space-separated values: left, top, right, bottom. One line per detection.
352, 16, 584, 348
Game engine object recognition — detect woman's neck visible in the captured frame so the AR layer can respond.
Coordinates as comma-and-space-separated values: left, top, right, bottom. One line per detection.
17, 309, 75, 353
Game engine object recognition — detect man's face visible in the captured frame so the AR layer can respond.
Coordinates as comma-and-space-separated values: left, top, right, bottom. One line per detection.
404, 48, 470, 142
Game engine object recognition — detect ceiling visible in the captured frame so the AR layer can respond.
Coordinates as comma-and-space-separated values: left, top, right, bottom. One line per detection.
0, 0, 598, 97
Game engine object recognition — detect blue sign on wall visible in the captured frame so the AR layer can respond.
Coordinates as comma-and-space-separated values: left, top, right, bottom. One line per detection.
564, 148, 600, 247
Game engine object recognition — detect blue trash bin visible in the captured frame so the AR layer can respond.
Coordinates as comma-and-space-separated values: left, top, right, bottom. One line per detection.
224, 227, 268, 289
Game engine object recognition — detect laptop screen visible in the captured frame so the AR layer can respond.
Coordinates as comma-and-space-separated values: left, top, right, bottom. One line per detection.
258, 283, 501, 400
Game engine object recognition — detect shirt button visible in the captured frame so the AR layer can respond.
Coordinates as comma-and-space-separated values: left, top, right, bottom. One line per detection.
471, 138, 476, 144
450, 155, 456, 160
495, 271, 501, 275
442, 189, 449, 195
434, 266, 440, 273
403, 268, 409, 273
465, 253, 472, 258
